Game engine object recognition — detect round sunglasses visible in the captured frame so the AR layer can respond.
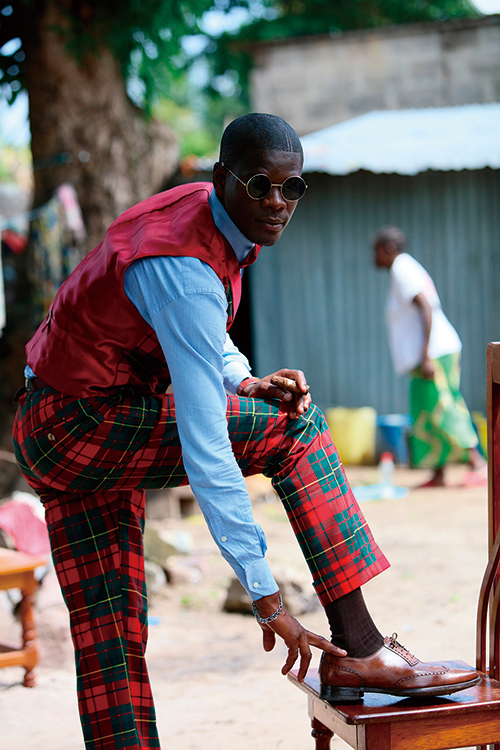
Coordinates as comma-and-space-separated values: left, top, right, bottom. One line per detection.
222, 164, 308, 202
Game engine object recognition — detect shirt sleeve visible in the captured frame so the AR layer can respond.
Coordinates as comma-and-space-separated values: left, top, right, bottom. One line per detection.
391, 254, 429, 302
123, 255, 278, 600
222, 334, 253, 394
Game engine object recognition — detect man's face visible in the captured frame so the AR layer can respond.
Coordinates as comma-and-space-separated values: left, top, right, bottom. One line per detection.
213, 148, 303, 246
374, 241, 391, 268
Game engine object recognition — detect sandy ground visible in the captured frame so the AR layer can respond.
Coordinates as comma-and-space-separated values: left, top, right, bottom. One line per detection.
0, 463, 489, 750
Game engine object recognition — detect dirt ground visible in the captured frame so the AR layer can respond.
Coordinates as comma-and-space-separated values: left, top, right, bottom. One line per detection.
0, 463, 489, 750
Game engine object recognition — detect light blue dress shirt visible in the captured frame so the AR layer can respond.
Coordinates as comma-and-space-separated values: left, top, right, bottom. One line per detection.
122, 190, 278, 600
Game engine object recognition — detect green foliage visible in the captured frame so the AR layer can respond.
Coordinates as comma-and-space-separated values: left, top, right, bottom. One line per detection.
0, 0, 483, 154
0, 0, 222, 105
0, 138, 31, 184
228, 0, 480, 40
153, 96, 218, 158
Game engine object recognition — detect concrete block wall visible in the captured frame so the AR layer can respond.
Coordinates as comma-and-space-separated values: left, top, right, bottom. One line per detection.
250, 16, 500, 135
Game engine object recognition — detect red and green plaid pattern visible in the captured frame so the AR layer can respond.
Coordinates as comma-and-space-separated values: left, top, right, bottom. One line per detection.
13, 386, 389, 749
44, 487, 159, 749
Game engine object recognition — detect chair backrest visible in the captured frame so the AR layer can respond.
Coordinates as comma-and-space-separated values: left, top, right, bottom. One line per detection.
487, 342, 500, 549
476, 342, 500, 677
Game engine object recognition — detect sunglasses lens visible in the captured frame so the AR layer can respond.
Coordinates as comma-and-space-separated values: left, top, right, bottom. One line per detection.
282, 176, 307, 201
246, 174, 272, 199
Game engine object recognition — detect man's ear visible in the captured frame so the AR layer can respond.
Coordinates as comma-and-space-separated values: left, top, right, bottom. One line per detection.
213, 162, 226, 202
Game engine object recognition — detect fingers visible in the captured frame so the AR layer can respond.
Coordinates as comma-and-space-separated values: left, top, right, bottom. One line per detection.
295, 633, 313, 682
269, 370, 311, 417
259, 607, 347, 682
289, 392, 312, 419
261, 626, 276, 653
276, 369, 310, 394
270, 375, 303, 394
281, 631, 340, 681
307, 631, 347, 657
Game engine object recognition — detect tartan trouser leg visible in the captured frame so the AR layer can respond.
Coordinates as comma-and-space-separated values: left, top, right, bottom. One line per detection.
14, 387, 389, 607
226, 396, 390, 603
13, 388, 389, 749
42, 487, 159, 750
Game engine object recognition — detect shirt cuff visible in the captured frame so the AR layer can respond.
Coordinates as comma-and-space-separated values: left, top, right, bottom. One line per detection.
238, 558, 280, 601
237, 377, 260, 396
223, 361, 254, 394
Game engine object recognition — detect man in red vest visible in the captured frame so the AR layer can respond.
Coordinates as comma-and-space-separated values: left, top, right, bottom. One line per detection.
13, 114, 478, 749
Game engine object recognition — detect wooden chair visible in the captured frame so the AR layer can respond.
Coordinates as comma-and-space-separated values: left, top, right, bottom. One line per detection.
288, 342, 500, 750
0, 548, 46, 686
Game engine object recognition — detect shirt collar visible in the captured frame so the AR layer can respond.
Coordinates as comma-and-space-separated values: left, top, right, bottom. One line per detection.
209, 189, 255, 264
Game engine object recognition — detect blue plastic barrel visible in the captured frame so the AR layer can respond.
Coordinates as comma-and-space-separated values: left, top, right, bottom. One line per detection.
376, 414, 412, 465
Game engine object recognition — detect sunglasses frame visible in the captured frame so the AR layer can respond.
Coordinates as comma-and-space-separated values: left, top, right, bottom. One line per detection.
221, 164, 308, 202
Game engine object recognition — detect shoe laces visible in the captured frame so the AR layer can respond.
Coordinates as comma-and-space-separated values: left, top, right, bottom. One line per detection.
388, 632, 419, 665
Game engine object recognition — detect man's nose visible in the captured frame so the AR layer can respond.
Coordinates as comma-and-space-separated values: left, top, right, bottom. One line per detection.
261, 185, 286, 209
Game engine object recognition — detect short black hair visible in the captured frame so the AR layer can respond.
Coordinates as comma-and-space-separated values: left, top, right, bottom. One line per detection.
373, 226, 407, 252
219, 113, 303, 169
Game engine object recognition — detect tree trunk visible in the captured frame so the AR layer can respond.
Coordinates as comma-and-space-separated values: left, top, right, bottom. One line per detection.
0, 1, 179, 467
23, 0, 179, 250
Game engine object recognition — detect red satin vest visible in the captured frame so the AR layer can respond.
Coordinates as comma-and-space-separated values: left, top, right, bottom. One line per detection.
26, 182, 261, 397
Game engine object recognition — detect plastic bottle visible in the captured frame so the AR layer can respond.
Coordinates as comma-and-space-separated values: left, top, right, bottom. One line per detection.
378, 451, 395, 494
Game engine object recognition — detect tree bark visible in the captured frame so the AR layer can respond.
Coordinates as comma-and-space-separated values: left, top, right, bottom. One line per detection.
0, 1, 180, 466
22, 0, 179, 250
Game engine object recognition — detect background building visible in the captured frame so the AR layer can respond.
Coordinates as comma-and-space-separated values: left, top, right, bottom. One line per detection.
250, 15, 500, 135
248, 104, 500, 415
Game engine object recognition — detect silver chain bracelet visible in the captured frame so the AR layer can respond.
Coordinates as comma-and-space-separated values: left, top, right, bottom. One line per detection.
251, 593, 283, 624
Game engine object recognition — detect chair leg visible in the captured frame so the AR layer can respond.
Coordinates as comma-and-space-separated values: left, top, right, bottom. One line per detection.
19, 577, 39, 687
311, 717, 333, 750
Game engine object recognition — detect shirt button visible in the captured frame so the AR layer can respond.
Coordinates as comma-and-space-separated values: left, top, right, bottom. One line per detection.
221, 536, 227, 542
253, 582, 259, 589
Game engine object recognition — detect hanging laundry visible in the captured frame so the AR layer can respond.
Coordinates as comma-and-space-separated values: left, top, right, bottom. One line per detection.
55, 184, 86, 244
29, 183, 86, 317
1, 229, 29, 255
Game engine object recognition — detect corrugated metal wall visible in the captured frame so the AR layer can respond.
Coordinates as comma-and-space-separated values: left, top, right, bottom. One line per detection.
249, 168, 500, 415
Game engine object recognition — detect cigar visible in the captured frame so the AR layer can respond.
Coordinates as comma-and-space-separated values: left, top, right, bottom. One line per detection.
270, 375, 310, 394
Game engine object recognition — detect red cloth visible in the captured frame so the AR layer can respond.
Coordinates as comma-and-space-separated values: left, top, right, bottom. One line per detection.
0, 499, 50, 556
1, 229, 28, 254
26, 182, 262, 398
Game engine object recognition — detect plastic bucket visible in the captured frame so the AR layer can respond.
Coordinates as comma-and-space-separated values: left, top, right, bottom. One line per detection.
376, 414, 412, 465
325, 407, 377, 465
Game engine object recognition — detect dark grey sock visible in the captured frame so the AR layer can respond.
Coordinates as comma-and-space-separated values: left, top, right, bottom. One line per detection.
324, 588, 384, 658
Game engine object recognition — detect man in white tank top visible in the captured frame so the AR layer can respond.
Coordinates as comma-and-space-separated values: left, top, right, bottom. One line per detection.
374, 226, 486, 488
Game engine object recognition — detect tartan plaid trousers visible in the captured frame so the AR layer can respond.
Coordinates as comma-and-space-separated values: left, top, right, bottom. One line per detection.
13, 386, 389, 750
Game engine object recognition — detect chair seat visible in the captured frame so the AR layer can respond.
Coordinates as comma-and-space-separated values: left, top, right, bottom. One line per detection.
289, 662, 500, 724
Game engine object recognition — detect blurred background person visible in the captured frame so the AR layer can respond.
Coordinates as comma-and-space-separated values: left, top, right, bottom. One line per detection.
374, 226, 486, 488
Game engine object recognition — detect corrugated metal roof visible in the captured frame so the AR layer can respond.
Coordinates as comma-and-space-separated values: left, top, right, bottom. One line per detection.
301, 104, 500, 176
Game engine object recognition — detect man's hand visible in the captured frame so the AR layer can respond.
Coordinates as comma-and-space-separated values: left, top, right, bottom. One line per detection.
421, 355, 435, 380
238, 369, 312, 419
254, 592, 346, 682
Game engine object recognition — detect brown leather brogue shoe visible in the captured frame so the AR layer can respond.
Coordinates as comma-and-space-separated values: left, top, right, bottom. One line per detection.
319, 633, 481, 703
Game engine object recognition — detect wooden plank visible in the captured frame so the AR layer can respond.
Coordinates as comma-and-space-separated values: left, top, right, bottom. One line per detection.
0, 547, 46, 570
0, 649, 29, 669
488, 343, 500, 386
0, 571, 28, 590
389, 711, 500, 750
358, 723, 391, 750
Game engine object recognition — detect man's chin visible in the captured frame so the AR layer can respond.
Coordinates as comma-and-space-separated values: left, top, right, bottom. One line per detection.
254, 228, 286, 246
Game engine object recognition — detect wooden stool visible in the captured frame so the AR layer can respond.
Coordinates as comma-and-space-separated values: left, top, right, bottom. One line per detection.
288, 665, 500, 749
0, 548, 46, 687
